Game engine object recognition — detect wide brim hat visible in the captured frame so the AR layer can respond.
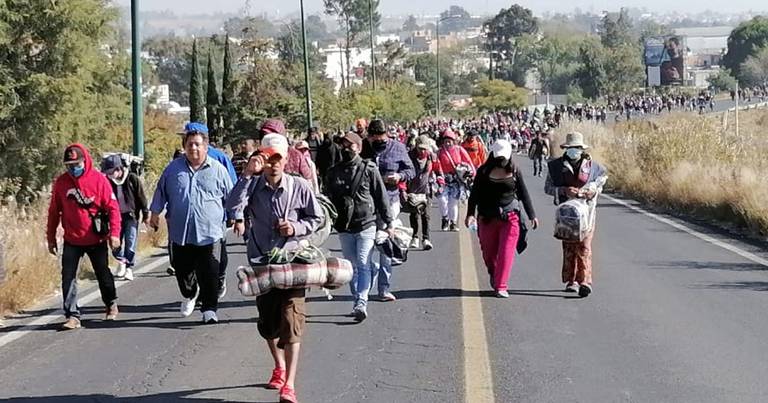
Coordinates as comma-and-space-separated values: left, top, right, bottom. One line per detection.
560, 132, 590, 149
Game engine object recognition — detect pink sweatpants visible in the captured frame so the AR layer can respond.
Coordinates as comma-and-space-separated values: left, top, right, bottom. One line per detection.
477, 213, 520, 292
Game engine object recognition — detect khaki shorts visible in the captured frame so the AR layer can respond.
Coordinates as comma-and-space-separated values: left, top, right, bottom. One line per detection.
256, 288, 306, 349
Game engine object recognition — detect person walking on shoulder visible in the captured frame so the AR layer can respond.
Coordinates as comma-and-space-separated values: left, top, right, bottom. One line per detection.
546, 132, 607, 298
46, 144, 122, 329
102, 154, 149, 282
466, 140, 538, 298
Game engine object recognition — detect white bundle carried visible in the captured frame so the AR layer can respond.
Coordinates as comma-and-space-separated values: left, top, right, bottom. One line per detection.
553, 198, 591, 242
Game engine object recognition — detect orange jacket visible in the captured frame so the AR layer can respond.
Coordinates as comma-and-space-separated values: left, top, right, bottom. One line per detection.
461, 138, 487, 169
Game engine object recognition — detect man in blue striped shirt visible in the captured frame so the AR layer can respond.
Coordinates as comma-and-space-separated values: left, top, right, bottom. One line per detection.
149, 123, 233, 324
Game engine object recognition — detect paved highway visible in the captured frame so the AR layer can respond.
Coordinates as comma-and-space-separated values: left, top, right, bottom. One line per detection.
1, 155, 767, 402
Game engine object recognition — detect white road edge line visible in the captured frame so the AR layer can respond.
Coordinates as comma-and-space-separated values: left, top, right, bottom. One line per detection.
459, 226, 496, 403
0, 255, 169, 349
603, 194, 768, 267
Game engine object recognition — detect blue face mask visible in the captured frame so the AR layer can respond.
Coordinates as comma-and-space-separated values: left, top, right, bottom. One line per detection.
68, 165, 85, 178
565, 148, 583, 161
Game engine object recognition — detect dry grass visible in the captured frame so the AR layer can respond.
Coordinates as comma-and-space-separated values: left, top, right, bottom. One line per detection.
554, 109, 768, 237
0, 112, 180, 316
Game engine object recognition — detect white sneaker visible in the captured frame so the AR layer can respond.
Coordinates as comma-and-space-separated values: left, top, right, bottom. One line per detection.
202, 310, 218, 324
115, 262, 127, 278
180, 289, 199, 317
124, 268, 134, 281
217, 283, 227, 299
409, 238, 420, 249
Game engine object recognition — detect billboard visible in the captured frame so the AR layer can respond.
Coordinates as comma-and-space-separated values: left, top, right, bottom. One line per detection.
644, 36, 685, 86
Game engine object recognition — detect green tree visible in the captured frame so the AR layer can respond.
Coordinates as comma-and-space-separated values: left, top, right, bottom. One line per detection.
0, 0, 130, 200
723, 17, 768, 79
708, 69, 739, 91
576, 37, 607, 99
324, 0, 381, 88
143, 36, 194, 105
600, 8, 634, 49
403, 15, 420, 32
603, 43, 644, 95
221, 34, 237, 142
483, 5, 538, 85
189, 39, 205, 123
439, 5, 473, 33
205, 41, 221, 142
471, 80, 527, 112
740, 46, 768, 87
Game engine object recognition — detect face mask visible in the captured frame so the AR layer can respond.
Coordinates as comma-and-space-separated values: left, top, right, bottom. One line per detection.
68, 165, 85, 178
341, 148, 356, 162
372, 139, 387, 150
565, 148, 583, 161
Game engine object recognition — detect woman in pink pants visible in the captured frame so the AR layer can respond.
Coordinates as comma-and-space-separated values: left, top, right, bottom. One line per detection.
465, 140, 539, 298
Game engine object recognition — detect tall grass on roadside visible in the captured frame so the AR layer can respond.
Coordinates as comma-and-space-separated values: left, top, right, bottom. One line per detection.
553, 109, 768, 237
0, 202, 59, 313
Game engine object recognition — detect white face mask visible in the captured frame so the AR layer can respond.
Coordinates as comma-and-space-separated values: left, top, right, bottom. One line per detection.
565, 148, 583, 161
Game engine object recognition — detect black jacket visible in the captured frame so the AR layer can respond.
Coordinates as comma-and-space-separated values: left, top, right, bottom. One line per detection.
324, 157, 392, 233
108, 172, 149, 221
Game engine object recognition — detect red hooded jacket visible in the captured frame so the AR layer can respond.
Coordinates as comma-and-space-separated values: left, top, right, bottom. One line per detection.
46, 144, 121, 247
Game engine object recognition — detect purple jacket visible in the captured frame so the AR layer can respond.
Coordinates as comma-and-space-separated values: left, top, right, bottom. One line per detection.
361, 139, 415, 201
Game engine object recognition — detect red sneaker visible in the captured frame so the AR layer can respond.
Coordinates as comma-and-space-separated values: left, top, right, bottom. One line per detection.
279, 385, 298, 403
266, 367, 286, 390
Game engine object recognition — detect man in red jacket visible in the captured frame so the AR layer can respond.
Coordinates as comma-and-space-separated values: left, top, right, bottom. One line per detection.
47, 144, 122, 330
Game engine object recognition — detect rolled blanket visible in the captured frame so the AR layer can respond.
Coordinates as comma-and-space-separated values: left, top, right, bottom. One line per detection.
236, 257, 353, 297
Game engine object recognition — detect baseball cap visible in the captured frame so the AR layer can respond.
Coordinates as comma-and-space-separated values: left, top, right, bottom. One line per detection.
295, 140, 309, 150
101, 154, 124, 173
260, 118, 286, 136
490, 139, 513, 160
179, 122, 209, 135
342, 131, 363, 149
259, 133, 289, 158
63, 146, 85, 165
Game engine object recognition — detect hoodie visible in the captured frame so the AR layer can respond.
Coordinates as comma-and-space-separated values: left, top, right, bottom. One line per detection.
461, 137, 487, 169
47, 144, 122, 247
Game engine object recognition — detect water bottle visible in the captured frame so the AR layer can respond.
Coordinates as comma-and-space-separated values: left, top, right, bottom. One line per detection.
469, 221, 478, 233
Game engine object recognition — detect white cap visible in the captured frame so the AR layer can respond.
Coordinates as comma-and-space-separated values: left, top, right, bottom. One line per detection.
490, 139, 513, 160
259, 133, 289, 158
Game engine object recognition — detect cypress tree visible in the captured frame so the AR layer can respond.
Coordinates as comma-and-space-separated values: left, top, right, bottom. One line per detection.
205, 39, 221, 141
221, 34, 236, 142
188, 38, 205, 123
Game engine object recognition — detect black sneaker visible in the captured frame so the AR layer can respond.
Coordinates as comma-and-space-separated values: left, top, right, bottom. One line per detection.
578, 284, 592, 298
441, 217, 449, 232
166, 267, 176, 276
449, 222, 458, 232
353, 307, 367, 322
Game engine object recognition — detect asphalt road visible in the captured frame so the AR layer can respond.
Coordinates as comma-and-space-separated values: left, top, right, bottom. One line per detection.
1, 156, 768, 403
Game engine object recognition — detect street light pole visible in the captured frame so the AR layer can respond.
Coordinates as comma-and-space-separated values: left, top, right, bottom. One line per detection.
436, 18, 441, 118
299, 0, 313, 130
368, 0, 377, 90
130, 0, 144, 157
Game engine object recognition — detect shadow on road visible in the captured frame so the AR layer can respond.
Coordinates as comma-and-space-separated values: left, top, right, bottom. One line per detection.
307, 288, 580, 302
650, 260, 767, 272
692, 281, 768, 291
0, 384, 272, 402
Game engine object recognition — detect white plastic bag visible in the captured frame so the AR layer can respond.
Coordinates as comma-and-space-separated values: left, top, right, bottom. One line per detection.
553, 198, 590, 242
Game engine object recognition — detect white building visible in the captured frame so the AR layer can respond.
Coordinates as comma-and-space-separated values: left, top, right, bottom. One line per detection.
321, 45, 372, 92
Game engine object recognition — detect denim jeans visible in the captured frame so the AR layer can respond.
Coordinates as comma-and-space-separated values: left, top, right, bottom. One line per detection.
113, 214, 138, 267
370, 199, 400, 295
339, 226, 376, 308
62, 242, 117, 318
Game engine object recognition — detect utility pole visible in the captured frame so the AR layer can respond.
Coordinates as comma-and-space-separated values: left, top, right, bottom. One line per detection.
368, 0, 377, 90
299, 0, 313, 130
130, 0, 144, 157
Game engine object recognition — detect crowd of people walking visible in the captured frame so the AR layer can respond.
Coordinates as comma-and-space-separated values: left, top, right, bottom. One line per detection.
45, 106, 609, 402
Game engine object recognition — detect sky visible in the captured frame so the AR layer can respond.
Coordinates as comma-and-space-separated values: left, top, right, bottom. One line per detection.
118, 0, 768, 16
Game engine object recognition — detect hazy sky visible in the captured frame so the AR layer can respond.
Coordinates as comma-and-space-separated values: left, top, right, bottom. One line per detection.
118, 0, 767, 16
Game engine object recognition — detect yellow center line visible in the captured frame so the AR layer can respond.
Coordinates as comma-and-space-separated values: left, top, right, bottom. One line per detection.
459, 223, 496, 403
